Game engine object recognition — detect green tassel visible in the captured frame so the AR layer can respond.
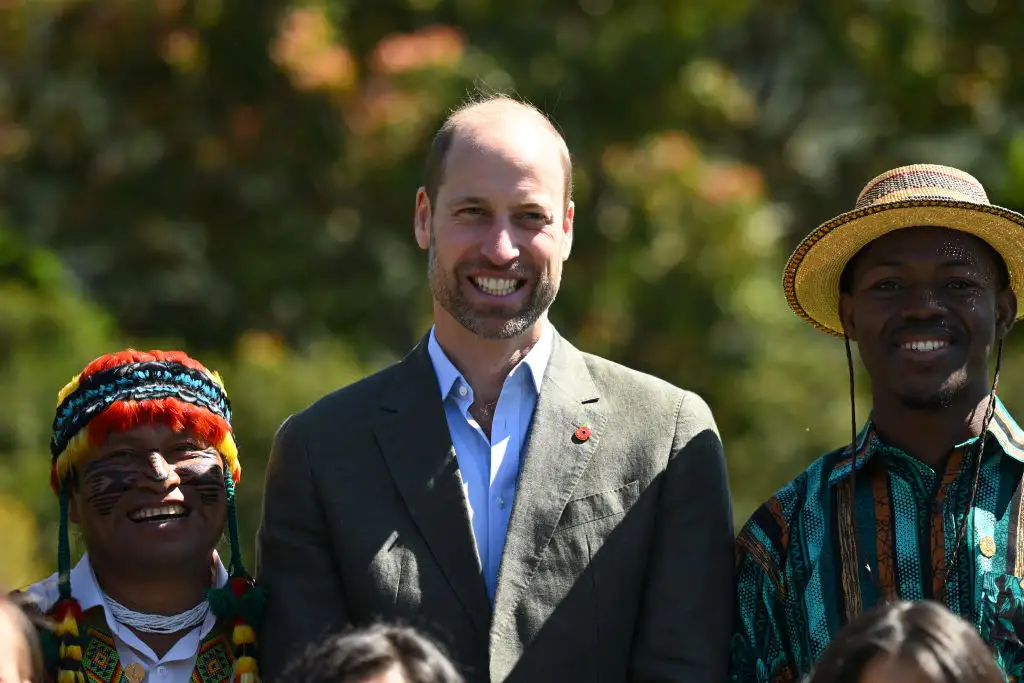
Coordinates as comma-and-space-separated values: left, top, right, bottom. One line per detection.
204, 468, 266, 628
205, 580, 267, 627
57, 480, 72, 601
240, 584, 268, 626
205, 584, 238, 620
39, 627, 60, 670
224, 470, 246, 577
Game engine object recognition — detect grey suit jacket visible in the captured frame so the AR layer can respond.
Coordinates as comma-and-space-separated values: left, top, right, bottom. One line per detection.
256, 332, 734, 682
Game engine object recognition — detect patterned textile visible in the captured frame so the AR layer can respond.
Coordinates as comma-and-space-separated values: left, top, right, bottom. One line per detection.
77, 606, 235, 683
83, 628, 124, 683
731, 398, 1024, 682
854, 165, 991, 207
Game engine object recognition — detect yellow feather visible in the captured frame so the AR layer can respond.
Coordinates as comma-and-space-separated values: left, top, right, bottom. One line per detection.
232, 624, 256, 645
56, 374, 82, 407
55, 614, 79, 637
217, 433, 241, 481
55, 432, 95, 482
58, 644, 83, 661
57, 670, 81, 683
233, 656, 258, 674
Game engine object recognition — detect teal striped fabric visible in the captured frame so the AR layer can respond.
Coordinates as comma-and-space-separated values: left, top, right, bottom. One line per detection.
730, 398, 1024, 682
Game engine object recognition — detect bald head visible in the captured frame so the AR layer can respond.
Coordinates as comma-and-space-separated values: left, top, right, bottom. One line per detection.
424, 97, 572, 210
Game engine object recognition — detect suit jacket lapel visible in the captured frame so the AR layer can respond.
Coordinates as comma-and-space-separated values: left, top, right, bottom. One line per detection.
490, 333, 604, 639
373, 336, 492, 632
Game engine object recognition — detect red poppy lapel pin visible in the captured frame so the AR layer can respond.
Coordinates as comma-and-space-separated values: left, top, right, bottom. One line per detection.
573, 424, 592, 443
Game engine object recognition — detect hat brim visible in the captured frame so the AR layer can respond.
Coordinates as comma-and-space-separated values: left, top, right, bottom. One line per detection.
783, 199, 1024, 337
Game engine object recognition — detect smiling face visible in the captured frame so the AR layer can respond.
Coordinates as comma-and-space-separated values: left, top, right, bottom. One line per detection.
414, 106, 574, 341
69, 423, 227, 572
839, 226, 1016, 411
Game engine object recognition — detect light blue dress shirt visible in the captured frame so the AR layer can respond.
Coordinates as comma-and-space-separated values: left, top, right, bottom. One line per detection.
427, 325, 554, 603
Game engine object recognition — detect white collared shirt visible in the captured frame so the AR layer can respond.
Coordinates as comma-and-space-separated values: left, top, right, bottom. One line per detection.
23, 553, 228, 683
426, 323, 554, 603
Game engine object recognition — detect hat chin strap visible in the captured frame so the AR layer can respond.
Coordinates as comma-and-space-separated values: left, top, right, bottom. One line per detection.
843, 335, 882, 598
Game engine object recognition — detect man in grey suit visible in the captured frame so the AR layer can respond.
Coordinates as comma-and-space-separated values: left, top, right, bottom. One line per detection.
256, 96, 734, 682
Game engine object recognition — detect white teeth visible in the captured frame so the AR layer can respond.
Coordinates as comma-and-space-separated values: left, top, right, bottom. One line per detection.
901, 340, 949, 352
129, 504, 188, 521
473, 277, 519, 296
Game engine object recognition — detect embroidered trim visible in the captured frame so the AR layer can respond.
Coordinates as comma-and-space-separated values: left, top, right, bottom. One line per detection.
75, 609, 234, 683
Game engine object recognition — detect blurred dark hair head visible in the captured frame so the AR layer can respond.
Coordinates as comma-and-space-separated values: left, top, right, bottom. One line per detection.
808, 600, 1002, 683
279, 623, 464, 683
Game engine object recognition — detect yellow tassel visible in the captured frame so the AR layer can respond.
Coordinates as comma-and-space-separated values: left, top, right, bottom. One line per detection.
233, 673, 257, 683
232, 624, 255, 645
233, 656, 258, 674
58, 644, 83, 661
55, 614, 80, 637
57, 669, 85, 683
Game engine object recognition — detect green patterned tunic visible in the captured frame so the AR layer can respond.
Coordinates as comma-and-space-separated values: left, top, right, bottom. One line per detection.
76, 606, 235, 683
731, 398, 1024, 682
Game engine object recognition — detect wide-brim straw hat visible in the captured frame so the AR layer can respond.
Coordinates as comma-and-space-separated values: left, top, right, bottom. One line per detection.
783, 163, 1024, 336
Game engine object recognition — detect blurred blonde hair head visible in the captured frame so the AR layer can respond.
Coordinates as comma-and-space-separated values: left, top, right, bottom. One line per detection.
1, 591, 47, 683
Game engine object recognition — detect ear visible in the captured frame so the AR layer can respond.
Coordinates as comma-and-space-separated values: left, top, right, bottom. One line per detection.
414, 188, 431, 251
561, 201, 574, 262
839, 292, 858, 341
996, 287, 1017, 339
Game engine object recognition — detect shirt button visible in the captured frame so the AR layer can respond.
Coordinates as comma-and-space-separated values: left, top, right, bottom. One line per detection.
458, 386, 468, 397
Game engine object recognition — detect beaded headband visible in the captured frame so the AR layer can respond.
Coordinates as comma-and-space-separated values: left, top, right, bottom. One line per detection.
50, 359, 240, 493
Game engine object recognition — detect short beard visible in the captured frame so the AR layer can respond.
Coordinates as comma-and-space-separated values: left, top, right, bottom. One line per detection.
898, 385, 962, 411
896, 368, 970, 411
427, 226, 559, 339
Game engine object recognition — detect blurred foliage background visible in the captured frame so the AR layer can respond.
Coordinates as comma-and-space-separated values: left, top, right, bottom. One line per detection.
3, 0, 1024, 589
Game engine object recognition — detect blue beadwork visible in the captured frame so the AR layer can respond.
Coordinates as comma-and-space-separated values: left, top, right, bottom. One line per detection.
51, 361, 231, 459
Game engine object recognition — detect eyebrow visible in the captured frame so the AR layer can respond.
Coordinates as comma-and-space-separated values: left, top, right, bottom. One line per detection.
101, 432, 200, 448
99, 438, 146, 449
448, 196, 553, 212
449, 196, 487, 205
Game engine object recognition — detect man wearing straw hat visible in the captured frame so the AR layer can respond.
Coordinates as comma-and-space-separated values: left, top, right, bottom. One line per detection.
730, 164, 1024, 681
